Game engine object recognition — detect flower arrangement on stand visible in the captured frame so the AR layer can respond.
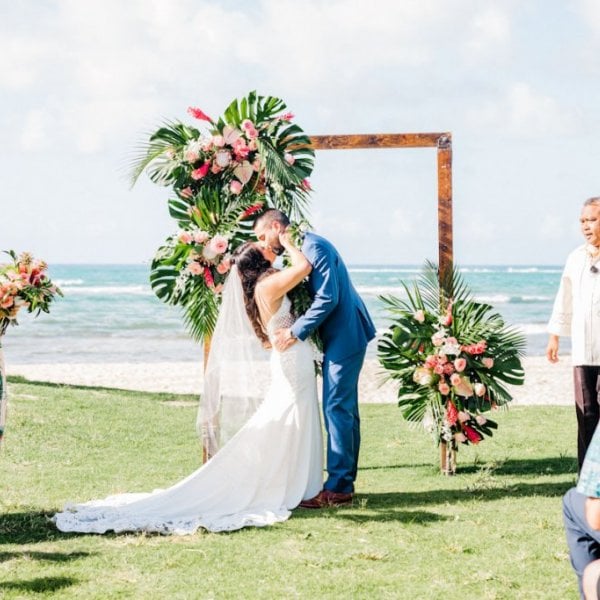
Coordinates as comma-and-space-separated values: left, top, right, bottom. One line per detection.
377, 262, 525, 474
131, 91, 314, 342
0, 251, 62, 446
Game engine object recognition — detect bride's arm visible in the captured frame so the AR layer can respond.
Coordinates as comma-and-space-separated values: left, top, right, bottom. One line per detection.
256, 231, 311, 302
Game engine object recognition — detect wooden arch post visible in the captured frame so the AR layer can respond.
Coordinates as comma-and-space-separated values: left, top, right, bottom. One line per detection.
308, 132, 454, 474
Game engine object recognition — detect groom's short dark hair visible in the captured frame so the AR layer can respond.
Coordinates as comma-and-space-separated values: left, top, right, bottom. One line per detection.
253, 209, 290, 230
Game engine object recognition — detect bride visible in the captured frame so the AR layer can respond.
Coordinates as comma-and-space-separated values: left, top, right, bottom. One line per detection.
54, 233, 323, 534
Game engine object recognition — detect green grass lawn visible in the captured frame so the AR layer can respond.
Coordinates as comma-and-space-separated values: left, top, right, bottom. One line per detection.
1, 377, 580, 599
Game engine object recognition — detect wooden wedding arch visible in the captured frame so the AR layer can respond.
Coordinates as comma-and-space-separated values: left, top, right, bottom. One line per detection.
309, 132, 455, 473
203, 132, 454, 471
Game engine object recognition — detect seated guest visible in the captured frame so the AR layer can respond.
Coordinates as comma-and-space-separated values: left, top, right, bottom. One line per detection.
564, 424, 600, 598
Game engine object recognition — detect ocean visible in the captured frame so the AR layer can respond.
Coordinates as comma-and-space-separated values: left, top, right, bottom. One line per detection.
1, 264, 565, 365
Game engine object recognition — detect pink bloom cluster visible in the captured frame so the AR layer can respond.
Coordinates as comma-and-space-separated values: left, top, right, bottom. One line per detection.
410, 306, 497, 446
177, 230, 231, 293
178, 107, 307, 201
0, 252, 61, 324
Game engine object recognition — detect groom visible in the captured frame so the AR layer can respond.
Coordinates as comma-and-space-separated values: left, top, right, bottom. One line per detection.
253, 209, 376, 507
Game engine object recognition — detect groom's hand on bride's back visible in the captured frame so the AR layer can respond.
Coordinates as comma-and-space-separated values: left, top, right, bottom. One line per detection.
274, 328, 297, 352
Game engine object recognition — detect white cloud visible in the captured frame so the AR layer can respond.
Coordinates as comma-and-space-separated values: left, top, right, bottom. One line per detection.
19, 109, 50, 151
580, 0, 600, 34
467, 82, 579, 136
462, 6, 511, 63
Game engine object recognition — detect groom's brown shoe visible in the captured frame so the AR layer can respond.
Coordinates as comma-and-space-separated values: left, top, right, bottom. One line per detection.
298, 490, 353, 509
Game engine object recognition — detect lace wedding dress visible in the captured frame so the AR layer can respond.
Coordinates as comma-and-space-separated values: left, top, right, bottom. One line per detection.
54, 296, 323, 534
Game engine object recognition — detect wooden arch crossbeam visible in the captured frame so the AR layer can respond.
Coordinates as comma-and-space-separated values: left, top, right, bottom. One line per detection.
308, 133, 453, 282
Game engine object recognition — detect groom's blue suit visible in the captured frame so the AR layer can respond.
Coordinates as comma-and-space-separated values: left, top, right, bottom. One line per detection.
290, 232, 376, 494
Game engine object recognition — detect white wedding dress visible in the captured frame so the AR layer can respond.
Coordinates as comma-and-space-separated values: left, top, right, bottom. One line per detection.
54, 296, 323, 534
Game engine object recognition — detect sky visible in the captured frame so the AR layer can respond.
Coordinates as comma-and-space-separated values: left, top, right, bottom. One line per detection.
1, 0, 599, 266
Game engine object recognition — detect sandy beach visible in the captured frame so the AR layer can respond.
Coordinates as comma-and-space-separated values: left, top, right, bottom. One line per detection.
7, 356, 574, 406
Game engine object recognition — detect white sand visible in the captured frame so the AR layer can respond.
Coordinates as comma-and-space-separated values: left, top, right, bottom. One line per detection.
7, 356, 574, 406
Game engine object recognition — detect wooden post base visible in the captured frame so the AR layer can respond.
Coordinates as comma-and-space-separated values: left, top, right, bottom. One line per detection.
440, 440, 457, 475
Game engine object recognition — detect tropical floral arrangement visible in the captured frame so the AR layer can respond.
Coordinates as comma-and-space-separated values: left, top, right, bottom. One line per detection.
378, 262, 525, 453
130, 91, 314, 341
0, 250, 62, 446
0, 250, 63, 334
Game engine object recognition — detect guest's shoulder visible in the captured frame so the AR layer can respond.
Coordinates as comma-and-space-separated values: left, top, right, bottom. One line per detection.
564, 244, 587, 267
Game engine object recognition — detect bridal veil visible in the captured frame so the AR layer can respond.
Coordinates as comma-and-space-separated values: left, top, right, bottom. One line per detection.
197, 265, 271, 458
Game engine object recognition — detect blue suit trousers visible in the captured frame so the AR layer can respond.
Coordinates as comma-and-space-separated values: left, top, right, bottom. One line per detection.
322, 348, 366, 494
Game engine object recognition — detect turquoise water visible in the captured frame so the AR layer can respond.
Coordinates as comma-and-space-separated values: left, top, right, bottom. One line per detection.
2, 264, 564, 364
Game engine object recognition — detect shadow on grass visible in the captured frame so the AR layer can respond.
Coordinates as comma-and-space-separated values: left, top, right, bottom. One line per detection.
0, 576, 79, 593
0, 511, 63, 545
359, 456, 577, 477
6, 375, 198, 401
0, 550, 92, 563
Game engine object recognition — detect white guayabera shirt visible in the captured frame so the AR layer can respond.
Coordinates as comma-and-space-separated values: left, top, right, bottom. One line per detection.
548, 244, 600, 366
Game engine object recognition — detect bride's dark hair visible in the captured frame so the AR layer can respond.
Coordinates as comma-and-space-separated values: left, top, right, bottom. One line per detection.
232, 242, 276, 344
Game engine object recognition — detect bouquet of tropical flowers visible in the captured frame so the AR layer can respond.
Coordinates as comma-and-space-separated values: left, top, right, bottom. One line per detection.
131, 91, 315, 341
0, 250, 63, 334
378, 262, 525, 453
0, 250, 62, 446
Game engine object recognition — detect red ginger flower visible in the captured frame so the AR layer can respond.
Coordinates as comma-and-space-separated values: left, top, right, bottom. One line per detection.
463, 424, 482, 444
446, 400, 459, 426
203, 266, 215, 288
187, 106, 212, 122
242, 203, 264, 218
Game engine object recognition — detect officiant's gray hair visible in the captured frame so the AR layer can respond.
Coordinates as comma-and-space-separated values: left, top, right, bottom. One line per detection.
253, 208, 290, 229
584, 197, 600, 206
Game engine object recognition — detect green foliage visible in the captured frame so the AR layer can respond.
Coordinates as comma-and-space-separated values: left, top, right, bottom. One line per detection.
130, 91, 315, 341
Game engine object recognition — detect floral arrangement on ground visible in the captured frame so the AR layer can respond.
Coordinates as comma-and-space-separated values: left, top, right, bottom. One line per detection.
130, 91, 315, 341
377, 261, 526, 451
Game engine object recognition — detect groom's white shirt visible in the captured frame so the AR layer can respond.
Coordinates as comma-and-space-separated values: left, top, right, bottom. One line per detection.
548, 244, 600, 365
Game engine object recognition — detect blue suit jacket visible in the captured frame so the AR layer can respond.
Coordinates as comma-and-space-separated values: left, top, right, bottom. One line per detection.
290, 233, 376, 361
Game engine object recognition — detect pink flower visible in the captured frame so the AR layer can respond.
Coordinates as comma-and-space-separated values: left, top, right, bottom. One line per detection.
446, 399, 458, 424
185, 150, 199, 163
454, 432, 467, 443
443, 363, 455, 375
474, 382, 486, 397
214, 283, 224, 294
1, 296, 14, 309
482, 357, 494, 369
458, 410, 470, 423
241, 119, 255, 132
302, 178, 312, 191
209, 235, 229, 255
233, 138, 250, 160
438, 382, 450, 395
187, 106, 212, 122
216, 260, 231, 275
284, 152, 295, 166
188, 262, 203, 275
242, 203, 264, 218
180, 187, 194, 199
434, 364, 445, 375
252, 158, 262, 172
413, 309, 425, 323
425, 355, 437, 369
453, 358, 467, 372
450, 373, 462, 386
275, 112, 294, 121
191, 162, 210, 180
215, 150, 232, 168
212, 135, 225, 147
246, 127, 258, 139
230, 180, 243, 195
475, 414, 487, 426
432, 331, 445, 347
193, 230, 209, 244
210, 163, 222, 174
178, 231, 193, 244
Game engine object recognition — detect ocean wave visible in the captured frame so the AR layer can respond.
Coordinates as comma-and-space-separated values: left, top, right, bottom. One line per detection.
356, 286, 407, 296
514, 323, 549, 335
506, 267, 562, 274
474, 294, 552, 304
60, 285, 154, 296
55, 279, 85, 286
349, 267, 420, 274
